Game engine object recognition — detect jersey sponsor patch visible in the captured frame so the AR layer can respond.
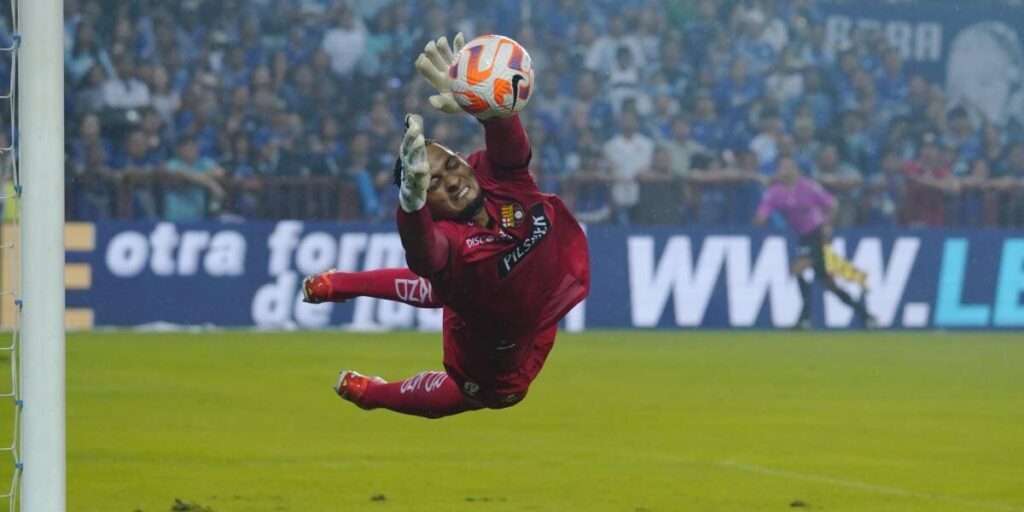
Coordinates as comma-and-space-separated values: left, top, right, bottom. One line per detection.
497, 204, 550, 279
465, 234, 497, 249
500, 202, 526, 229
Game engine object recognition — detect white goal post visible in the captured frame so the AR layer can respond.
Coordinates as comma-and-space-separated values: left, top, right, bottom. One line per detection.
18, 0, 65, 510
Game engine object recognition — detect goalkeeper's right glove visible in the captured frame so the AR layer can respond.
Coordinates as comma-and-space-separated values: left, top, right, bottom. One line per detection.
394, 114, 430, 212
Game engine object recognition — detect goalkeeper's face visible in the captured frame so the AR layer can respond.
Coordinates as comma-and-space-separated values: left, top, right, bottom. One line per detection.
424, 142, 483, 220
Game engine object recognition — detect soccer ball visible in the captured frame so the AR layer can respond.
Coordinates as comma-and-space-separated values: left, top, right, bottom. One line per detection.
449, 35, 534, 119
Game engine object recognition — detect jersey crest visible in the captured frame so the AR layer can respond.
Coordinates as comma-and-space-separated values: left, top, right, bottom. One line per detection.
499, 202, 526, 229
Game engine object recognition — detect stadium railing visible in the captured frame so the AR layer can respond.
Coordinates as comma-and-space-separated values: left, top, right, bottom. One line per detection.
62, 168, 1024, 226
66, 172, 365, 221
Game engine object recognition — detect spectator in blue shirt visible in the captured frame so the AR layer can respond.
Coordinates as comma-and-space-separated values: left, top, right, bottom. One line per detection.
68, 114, 112, 170
684, 0, 719, 59
861, 150, 905, 226
830, 49, 860, 105
567, 71, 615, 140
163, 137, 226, 221
836, 109, 877, 172
875, 48, 908, 104
66, 21, 114, 87
112, 131, 162, 170
714, 57, 764, 126
69, 142, 119, 221
220, 46, 253, 90
944, 106, 984, 169
734, 9, 777, 76
690, 91, 728, 151
343, 133, 381, 219
655, 38, 693, 99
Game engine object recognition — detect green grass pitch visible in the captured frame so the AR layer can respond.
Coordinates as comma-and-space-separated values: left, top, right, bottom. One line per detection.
1, 331, 1022, 511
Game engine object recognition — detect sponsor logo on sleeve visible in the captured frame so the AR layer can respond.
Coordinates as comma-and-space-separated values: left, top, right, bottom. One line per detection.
395, 277, 434, 304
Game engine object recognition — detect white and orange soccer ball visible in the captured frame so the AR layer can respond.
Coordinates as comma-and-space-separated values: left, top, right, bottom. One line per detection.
449, 35, 534, 119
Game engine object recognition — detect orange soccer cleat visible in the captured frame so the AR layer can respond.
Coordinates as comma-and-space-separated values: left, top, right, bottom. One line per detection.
302, 271, 334, 304
333, 371, 386, 410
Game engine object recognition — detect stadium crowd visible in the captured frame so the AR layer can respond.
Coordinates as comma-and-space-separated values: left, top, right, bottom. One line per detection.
33, 0, 1024, 226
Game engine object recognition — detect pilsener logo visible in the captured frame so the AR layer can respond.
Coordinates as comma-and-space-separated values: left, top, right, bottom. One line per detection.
497, 204, 549, 279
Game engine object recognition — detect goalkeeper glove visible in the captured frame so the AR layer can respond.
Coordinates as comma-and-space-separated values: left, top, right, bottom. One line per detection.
394, 114, 430, 212
414, 32, 465, 115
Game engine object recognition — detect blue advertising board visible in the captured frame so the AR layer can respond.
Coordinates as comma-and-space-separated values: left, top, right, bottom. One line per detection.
66, 221, 1024, 330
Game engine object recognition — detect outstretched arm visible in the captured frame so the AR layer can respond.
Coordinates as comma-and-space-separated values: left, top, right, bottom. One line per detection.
392, 114, 452, 277
482, 115, 531, 172
397, 206, 451, 277
303, 267, 441, 308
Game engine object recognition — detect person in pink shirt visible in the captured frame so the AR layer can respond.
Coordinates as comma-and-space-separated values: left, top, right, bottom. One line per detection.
755, 156, 874, 329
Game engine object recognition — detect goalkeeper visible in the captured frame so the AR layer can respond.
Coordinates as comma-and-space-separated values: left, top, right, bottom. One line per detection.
754, 156, 874, 329
303, 34, 590, 418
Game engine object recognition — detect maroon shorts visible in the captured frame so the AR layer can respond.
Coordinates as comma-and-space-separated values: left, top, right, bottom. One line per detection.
442, 322, 558, 409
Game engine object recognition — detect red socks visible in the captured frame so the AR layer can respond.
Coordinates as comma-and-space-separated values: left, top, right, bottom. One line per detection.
361, 371, 482, 419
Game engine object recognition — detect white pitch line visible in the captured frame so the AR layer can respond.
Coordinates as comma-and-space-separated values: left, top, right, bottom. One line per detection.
718, 460, 1021, 512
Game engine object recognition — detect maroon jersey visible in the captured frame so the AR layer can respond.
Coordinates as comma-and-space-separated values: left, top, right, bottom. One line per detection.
903, 160, 951, 227
396, 115, 590, 386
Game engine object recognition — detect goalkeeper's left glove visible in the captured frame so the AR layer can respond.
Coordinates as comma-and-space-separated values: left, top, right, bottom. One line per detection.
414, 32, 465, 115
393, 114, 430, 212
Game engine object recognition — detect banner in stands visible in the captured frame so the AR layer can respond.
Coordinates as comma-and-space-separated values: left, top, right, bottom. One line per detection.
820, 1, 1024, 129
68, 222, 1024, 330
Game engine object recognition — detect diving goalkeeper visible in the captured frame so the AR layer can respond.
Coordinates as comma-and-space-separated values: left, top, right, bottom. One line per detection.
302, 33, 590, 419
